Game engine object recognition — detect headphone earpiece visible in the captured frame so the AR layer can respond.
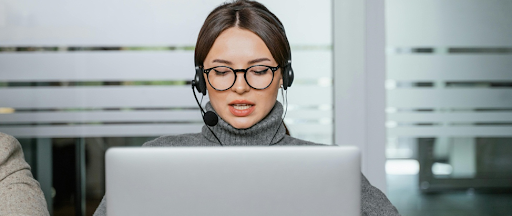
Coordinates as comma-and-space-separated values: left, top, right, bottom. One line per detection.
282, 60, 294, 90
195, 66, 207, 95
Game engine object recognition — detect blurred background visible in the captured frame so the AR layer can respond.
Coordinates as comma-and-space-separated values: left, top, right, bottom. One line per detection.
0, 0, 511, 215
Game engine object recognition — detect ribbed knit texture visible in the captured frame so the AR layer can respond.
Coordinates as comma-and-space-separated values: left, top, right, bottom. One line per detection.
201, 102, 286, 145
93, 101, 400, 216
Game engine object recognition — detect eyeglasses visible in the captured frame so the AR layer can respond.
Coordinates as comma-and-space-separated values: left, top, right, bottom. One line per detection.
203, 65, 280, 91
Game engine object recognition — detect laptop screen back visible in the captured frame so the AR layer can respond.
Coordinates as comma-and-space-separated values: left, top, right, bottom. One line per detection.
106, 146, 360, 216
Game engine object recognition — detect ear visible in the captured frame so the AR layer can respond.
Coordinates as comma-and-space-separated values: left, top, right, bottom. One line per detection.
279, 76, 283, 87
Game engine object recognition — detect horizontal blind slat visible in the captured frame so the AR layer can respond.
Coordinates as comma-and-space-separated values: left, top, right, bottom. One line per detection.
0, 85, 330, 108
0, 52, 194, 81
1, 122, 334, 139
286, 124, 333, 134
278, 86, 332, 106
388, 113, 512, 122
387, 55, 512, 81
293, 50, 332, 79
0, 109, 331, 123
0, 110, 201, 123
0, 50, 332, 82
388, 126, 512, 137
0, 124, 203, 138
0, 0, 331, 46
388, 89, 512, 108
387, 0, 512, 46
0, 86, 198, 108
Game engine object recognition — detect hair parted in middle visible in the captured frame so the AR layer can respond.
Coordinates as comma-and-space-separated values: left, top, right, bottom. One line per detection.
194, 0, 291, 70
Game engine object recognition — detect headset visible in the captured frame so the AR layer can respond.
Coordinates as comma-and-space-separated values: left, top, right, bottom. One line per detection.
191, 6, 294, 145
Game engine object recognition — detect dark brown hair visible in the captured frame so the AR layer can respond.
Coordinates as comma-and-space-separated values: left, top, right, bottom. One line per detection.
194, 0, 291, 70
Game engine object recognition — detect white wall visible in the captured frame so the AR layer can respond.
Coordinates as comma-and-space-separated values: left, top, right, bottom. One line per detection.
334, 0, 388, 193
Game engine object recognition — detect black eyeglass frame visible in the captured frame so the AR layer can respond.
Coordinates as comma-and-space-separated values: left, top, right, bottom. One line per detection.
203, 65, 280, 91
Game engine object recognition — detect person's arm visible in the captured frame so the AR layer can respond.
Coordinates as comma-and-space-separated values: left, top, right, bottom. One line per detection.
0, 132, 50, 216
361, 173, 401, 216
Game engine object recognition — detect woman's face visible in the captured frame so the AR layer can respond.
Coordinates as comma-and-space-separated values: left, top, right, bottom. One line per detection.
203, 27, 282, 129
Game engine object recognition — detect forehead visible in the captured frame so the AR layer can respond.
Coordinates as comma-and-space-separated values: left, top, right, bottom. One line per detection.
204, 27, 275, 66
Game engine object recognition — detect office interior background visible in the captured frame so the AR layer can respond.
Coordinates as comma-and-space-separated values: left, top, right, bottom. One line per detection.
0, 0, 511, 215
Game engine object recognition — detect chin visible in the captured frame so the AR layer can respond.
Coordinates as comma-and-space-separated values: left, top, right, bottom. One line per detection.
229, 119, 256, 129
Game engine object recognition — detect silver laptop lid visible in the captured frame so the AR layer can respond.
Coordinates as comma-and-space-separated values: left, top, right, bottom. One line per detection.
106, 146, 360, 216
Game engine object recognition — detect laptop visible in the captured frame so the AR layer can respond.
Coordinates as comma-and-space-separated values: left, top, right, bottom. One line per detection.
106, 146, 360, 216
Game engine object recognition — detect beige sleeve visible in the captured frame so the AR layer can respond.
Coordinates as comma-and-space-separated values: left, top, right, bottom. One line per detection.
0, 132, 50, 216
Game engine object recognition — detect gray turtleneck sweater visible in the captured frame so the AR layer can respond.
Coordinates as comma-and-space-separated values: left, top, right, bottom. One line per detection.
93, 102, 400, 216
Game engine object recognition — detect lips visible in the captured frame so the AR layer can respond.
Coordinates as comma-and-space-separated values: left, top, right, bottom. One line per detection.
228, 100, 255, 117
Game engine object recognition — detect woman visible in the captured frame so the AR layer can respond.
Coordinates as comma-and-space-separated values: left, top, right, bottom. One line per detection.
94, 0, 400, 215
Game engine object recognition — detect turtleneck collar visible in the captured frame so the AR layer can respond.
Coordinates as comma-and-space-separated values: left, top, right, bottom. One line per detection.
201, 101, 286, 146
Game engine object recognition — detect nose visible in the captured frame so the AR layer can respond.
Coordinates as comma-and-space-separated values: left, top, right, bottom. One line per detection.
231, 71, 250, 94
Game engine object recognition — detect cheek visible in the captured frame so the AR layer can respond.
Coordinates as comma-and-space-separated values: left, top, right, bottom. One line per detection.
206, 85, 225, 115
257, 83, 280, 111
207, 89, 224, 108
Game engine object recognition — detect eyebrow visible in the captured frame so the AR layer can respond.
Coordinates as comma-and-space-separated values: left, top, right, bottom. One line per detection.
211, 58, 271, 65
212, 59, 232, 64
248, 58, 271, 65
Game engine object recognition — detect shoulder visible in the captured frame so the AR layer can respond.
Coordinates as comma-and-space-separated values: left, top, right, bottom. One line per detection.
0, 132, 50, 216
276, 135, 327, 146
142, 133, 204, 147
0, 132, 21, 157
0, 132, 28, 174
360, 173, 401, 216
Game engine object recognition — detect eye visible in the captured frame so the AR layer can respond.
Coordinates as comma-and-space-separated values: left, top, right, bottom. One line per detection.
213, 68, 231, 76
249, 66, 269, 75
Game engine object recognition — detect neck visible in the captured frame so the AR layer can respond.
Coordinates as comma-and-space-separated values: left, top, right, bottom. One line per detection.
201, 101, 286, 146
